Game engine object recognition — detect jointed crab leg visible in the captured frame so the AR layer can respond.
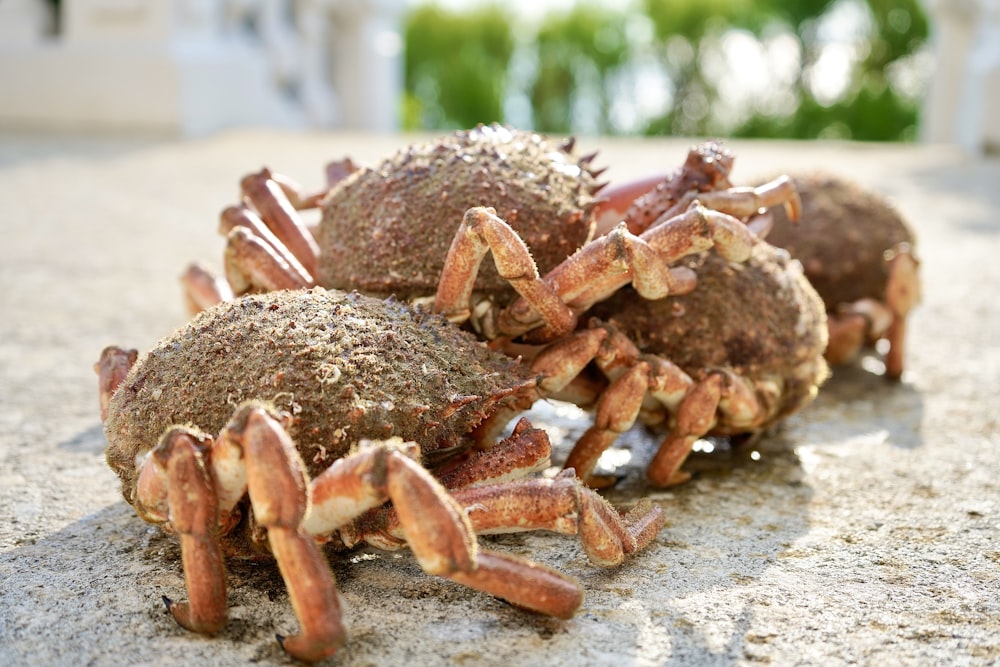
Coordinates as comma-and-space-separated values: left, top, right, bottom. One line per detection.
223, 227, 314, 295
240, 169, 320, 278
181, 264, 235, 315
219, 203, 315, 286
451, 202, 757, 341
130, 401, 589, 662
343, 421, 665, 568
433, 206, 578, 337
136, 428, 228, 635
451, 473, 663, 568
825, 243, 920, 380
560, 323, 772, 487
132, 406, 346, 662
619, 176, 802, 238
595, 142, 735, 234
94, 346, 138, 422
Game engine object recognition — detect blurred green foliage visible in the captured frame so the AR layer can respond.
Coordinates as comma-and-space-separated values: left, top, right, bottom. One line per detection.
403, 0, 929, 141
403, 4, 515, 129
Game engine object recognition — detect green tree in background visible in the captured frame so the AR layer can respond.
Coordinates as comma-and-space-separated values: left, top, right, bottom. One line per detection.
403, 4, 514, 129
530, 4, 630, 134
403, 0, 928, 141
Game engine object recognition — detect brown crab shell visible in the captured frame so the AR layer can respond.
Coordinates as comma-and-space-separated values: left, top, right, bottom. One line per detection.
317, 124, 601, 302
590, 242, 829, 429
761, 173, 916, 310
104, 288, 533, 499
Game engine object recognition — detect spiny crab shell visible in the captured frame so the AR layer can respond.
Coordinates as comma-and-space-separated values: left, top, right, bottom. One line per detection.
591, 241, 829, 431
104, 288, 533, 501
761, 172, 916, 309
317, 123, 603, 301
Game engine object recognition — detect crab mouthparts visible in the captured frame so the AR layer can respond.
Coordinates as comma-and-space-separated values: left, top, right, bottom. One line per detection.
422, 377, 540, 467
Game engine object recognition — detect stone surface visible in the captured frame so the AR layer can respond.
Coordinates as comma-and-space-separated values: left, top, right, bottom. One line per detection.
1, 130, 998, 666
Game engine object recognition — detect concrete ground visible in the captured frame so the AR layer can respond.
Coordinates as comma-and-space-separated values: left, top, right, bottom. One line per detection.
1, 130, 998, 666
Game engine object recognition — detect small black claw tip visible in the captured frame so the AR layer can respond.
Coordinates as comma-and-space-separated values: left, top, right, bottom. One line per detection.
161, 595, 173, 611
275, 633, 286, 649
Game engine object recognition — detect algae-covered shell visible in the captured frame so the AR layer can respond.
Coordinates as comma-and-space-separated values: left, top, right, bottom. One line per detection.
317, 124, 602, 301
762, 173, 916, 309
590, 242, 829, 426
104, 288, 531, 497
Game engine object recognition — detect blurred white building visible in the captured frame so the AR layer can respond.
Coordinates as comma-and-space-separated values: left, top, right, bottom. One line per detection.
0, 0, 404, 136
922, 0, 1000, 153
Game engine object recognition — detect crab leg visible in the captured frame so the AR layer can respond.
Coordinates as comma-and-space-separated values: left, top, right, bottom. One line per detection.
239, 408, 345, 663
130, 405, 345, 663
240, 168, 320, 278
300, 427, 584, 622
180, 263, 235, 315
882, 245, 920, 379
456, 472, 664, 567
434, 206, 578, 338
447, 550, 583, 618
624, 176, 802, 238
596, 143, 737, 235
133, 428, 228, 635
349, 418, 665, 568
434, 204, 736, 341
220, 203, 315, 286
223, 227, 314, 295
471, 329, 614, 445
559, 325, 766, 487
491, 203, 755, 340
94, 345, 137, 422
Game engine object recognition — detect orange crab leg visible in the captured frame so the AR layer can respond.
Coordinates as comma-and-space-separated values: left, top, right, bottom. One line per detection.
241, 168, 320, 278
94, 345, 137, 422
239, 407, 345, 663
298, 428, 586, 624
883, 244, 921, 380
643, 176, 802, 236
180, 263, 235, 315
492, 203, 755, 340
435, 418, 553, 489
434, 206, 578, 338
220, 203, 314, 286
346, 420, 665, 569
598, 142, 736, 237
135, 428, 228, 635
453, 472, 664, 567
447, 550, 583, 619
224, 227, 313, 294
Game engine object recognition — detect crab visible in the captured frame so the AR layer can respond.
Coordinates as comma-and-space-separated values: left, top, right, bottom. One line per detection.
478, 142, 820, 487
577, 240, 829, 486
96, 288, 664, 663
752, 172, 921, 380
178, 129, 803, 486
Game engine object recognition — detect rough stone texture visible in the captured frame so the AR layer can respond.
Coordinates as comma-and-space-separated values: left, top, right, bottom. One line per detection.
1, 131, 998, 666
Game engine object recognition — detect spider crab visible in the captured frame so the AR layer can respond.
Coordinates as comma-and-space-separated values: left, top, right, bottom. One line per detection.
181, 127, 803, 489
96, 288, 664, 663
466, 142, 828, 487
753, 173, 920, 380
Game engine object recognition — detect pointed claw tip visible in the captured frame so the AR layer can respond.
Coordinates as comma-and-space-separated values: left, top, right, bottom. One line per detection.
161, 595, 173, 611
